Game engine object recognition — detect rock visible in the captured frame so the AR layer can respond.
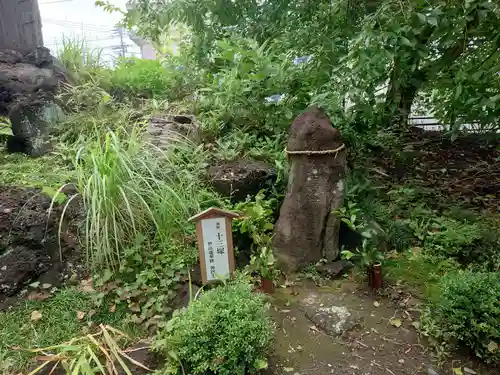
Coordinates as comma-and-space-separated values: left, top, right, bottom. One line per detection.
428, 368, 440, 375
305, 305, 360, 337
273, 106, 347, 273
0, 246, 52, 295
0, 47, 68, 115
7, 101, 63, 156
147, 114, 201, 149
315, 260, 353, 278
0, 50, 23, 64
207, 160, 277, 202
0, 47, 70, 155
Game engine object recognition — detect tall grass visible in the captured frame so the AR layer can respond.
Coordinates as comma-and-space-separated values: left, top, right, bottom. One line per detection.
74, 126, 211, 271
57, 36, 105, 80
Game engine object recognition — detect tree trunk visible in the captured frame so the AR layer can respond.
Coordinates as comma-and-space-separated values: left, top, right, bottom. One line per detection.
384, 56, 420, 129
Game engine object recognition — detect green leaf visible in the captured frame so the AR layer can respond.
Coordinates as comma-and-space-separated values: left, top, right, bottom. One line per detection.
401, 37, 413, 47
390, 318, 402, 328
427, 16, 438, 27
417, 13, 426, 23
253, 358, 268, 370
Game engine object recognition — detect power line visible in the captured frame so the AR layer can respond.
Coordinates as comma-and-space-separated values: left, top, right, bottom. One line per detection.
43, 20, 116, 33
43, 19, 114, 29
40, 0, 73, 4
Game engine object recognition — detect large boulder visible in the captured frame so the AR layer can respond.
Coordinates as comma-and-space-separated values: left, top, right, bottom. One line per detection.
272, 106, 347, 273
147, 114, 201, 149
0, 47, 70, 156
207, 160, 277, 202
7, 100, 63, 156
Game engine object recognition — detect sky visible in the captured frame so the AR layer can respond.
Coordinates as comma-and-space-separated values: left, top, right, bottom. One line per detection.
39, 0, 140, 63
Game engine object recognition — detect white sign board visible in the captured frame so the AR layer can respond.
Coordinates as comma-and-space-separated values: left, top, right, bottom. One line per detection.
200, 217, 230, 281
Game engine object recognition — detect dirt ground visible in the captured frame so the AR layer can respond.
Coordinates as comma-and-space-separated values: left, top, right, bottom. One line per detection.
373, 130, 499, 213
0, 185, 82, 310
265, 280, 498, 375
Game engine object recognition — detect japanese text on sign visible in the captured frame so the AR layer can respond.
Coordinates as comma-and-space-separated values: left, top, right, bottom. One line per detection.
201, 218, 230, 281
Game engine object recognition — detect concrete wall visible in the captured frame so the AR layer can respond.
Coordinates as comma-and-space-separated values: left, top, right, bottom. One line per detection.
0, 0, 44, 53
141, 42, 157, 60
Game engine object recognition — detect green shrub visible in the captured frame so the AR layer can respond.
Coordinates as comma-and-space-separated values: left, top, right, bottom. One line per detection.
197, 37, 314, 137
421, 271, 500, 363
154, 279, 274, 375
110, 57, 195, 100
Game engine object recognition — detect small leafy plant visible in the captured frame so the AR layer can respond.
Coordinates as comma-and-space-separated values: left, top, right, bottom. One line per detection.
153, 278, 274, 375
341, 239, 385, 269
233, 190, 279, 281
250, 245, 276, 280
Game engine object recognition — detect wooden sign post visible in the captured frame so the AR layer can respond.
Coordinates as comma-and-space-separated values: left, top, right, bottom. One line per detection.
189, 207, 239, 283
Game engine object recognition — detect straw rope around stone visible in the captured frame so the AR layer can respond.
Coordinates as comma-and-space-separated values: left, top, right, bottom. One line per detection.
285, 144, 346, 155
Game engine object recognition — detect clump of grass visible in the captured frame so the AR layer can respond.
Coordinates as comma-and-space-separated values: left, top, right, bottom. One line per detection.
57, 35, 105, 82
72, 125, 213, 271
0, 288, 132, 370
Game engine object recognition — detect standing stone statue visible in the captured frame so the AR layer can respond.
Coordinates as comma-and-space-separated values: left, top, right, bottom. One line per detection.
273, 106, 347, 274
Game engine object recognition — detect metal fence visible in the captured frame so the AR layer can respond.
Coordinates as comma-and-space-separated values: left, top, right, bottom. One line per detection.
408, 115, 497, 133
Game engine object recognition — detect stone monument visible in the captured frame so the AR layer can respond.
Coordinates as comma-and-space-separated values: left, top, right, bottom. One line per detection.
273, 106, 347, 273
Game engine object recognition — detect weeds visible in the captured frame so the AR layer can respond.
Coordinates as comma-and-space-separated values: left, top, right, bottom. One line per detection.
0, 288, 131, 370
57, 36, 105, 82
72, 127, 209, 271
25, 325, 147, 375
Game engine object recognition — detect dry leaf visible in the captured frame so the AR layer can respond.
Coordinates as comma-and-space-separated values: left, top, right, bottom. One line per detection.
411, 321, 420, 330
130, 303, 141, 313
390, 318, 402, 328
30, 310, 43, 322
283, 367, 294, 373
41, 283, 52, 289
487, 340, 498, 353
80, 278, 95, 293
76, 311, 86, 320
309, 325, 321, 333
463, 368, 477, 375
27, 291, 51, 301
373, 301, 380, 307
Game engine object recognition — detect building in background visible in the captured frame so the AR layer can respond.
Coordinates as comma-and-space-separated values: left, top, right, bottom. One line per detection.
125, 1, 158, 59
128, 30, 157, 60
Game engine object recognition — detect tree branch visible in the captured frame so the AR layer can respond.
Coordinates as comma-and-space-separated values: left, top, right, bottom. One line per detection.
418, 9, 481, 82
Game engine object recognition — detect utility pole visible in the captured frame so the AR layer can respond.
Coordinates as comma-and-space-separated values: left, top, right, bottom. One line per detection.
110, 28, 131, 60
